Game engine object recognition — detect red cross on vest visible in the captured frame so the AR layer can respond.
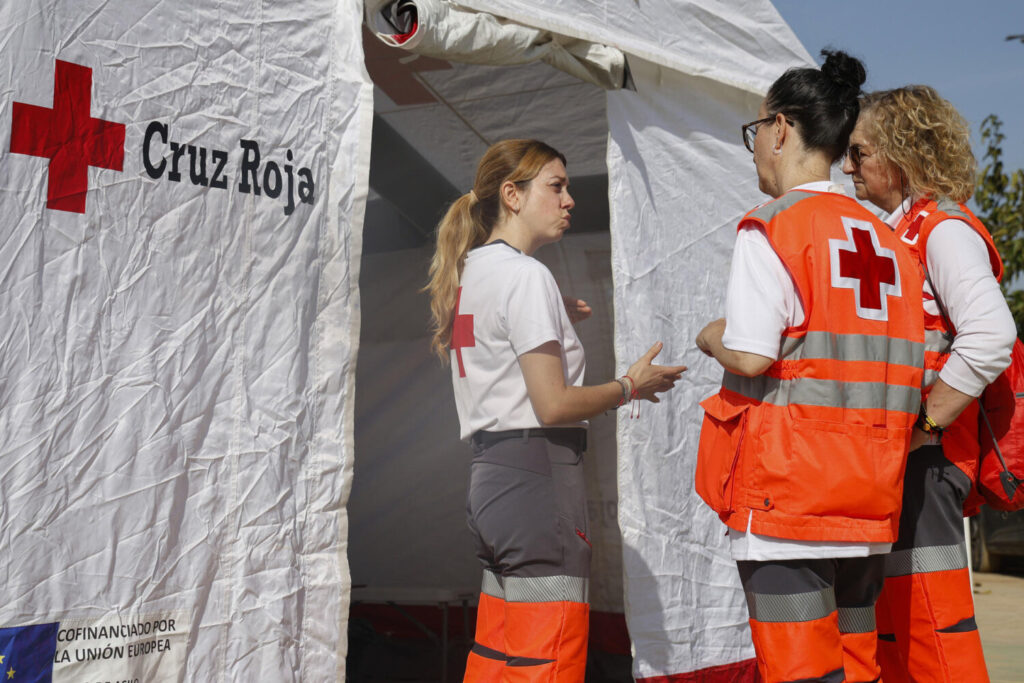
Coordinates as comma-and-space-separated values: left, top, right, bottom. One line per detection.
451, 286, 475, 378
10, 60, 126, 214
899, 213, 926, 246
830, 217, 900, 321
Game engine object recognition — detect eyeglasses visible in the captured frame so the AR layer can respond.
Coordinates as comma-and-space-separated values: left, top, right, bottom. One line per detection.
741, 116, 793, 153
845, 144, 871, 167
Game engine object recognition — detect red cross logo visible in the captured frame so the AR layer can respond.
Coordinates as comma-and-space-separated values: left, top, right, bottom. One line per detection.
10, 60, 125, 214
451, 286, 475, 378
830, 217, 901, 321
899, 213, 925, 246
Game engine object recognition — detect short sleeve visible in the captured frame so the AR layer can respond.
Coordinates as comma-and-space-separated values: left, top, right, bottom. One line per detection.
721, 224, 802, 359
504, 261, 565, 356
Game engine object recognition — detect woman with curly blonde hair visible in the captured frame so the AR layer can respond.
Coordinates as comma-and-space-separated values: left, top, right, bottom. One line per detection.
843, 85, 1015, 683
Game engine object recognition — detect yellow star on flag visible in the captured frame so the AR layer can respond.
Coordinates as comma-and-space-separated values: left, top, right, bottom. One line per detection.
6, 667, 13, 679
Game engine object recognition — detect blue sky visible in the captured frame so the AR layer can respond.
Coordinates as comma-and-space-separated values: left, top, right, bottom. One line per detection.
774, 0, 1024, 176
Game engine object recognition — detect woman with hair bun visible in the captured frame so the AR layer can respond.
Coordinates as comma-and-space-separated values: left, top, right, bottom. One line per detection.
695, 51, 926, 682
426, 139, 686, 682
843, 85, 1015, 683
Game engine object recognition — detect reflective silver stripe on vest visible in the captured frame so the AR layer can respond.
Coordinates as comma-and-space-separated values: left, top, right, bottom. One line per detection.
504, 575, 588, 604
723, 373, 920, 413
935, 197, 970, 222
481, 570, 504, 599
837, 605, 876, 634
924, 328, 953, 355
747, 190, 820, 224
746, 586, 836, 623
885, 543, 968, 577
779, 331, 925, 367
923, 368, 941, 388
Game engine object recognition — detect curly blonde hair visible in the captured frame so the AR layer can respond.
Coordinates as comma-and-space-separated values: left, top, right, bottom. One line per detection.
860, 85, 976, 203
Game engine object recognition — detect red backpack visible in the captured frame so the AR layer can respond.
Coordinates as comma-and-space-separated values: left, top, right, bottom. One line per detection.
977, 338, 1024, 511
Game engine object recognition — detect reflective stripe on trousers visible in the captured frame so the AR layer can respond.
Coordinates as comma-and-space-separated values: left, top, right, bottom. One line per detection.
738, 556, 884, 683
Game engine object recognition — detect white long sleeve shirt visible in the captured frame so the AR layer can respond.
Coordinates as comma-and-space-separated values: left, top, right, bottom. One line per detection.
886, 198, 1015, 397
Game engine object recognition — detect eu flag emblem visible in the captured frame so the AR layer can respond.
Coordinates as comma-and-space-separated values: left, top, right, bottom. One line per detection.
0, 623, 58, 682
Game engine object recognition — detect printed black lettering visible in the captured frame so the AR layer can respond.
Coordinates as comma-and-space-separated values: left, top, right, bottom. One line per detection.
188, 145, 208, 187
168, 142, 187, 183
209, 150, 228, 189
238, 139, 261, 195
263, 161, 282, 199
284, 151, 295, 215
297, 167, 314, 205
142, 121, 168, 179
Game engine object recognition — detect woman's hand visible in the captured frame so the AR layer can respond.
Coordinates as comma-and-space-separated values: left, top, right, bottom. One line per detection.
626, 342, 687, 402
562, 295, 593, 324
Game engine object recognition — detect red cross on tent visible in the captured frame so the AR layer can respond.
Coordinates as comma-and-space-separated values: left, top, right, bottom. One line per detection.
10, 60, 125, 214
451, 287, 475, 378
831, 219, 900, 321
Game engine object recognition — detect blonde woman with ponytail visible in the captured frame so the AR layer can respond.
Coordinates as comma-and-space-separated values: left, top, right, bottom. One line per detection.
427, 139, 685, 682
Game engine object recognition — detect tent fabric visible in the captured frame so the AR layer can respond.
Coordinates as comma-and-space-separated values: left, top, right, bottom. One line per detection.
0, 1, 371, 680
606, 56, 769, 679
364, 0, 628, 90
457, 0, 811, 96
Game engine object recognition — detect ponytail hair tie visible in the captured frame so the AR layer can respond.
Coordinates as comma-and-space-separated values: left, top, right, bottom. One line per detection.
468, 189, 478, 203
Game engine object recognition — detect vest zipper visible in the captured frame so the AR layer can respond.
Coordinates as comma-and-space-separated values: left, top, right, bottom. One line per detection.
725, 411, 748, 513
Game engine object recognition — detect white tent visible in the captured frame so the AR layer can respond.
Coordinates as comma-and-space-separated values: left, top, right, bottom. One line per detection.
0, 0, 811, 680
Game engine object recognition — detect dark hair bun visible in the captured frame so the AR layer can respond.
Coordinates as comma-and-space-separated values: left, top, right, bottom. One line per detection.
820, 49, 866, 101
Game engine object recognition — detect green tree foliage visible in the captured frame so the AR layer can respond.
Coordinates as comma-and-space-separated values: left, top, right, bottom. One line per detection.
976, 114, 1024, 335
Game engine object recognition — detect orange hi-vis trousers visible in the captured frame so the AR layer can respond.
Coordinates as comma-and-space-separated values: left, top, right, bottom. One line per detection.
737, 556, 886, 683
464, 571, 589, 682
876, 446, 990, 683
464, 429, 592, 682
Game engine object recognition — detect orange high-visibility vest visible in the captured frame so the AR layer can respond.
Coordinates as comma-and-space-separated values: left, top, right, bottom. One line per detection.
895, 197, 1003, 485
696, 190, 926, 543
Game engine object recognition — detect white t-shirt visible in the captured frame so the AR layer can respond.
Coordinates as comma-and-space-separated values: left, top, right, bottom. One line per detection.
886, 197, 1015, 396
450, 241, 586, 441
721, 182, 891, 560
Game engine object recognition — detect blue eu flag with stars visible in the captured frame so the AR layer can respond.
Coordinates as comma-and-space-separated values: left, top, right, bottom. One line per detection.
0, 623, 58, 683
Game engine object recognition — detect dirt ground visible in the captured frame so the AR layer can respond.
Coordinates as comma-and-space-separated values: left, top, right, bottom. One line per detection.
975, 567, 1024, 683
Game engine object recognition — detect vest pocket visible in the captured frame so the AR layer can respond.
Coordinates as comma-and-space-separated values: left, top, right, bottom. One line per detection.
775, 419, 906, 521
696, 393, 750, 512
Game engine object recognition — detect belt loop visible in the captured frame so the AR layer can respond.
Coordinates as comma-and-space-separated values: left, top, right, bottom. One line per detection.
520, 429, 529, 443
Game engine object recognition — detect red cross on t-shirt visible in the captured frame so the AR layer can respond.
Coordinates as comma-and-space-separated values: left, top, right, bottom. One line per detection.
10, 60, 125, 214
451, 286, 475, 378
836, 225, 897, 313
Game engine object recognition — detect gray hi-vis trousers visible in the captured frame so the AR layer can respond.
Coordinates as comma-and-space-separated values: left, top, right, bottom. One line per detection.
463, 429, 591, 682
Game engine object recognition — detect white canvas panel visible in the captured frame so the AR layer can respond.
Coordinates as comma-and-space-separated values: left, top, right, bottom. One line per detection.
460, 0, 813, 95
0, 1, 371, 679
607, 56, 770, 679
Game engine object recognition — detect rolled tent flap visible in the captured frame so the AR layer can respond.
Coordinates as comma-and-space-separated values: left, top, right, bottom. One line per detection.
364, 0, 628, 90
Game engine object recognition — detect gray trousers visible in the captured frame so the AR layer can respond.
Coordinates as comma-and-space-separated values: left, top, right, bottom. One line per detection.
466, 431, 591, 594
